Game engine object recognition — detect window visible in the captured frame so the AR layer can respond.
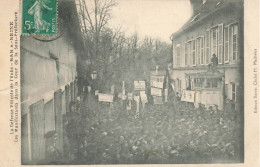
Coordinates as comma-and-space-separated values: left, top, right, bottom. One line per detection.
196, 38, 201, 65
224, 26, 229, 62
210, 27, 218, 58
196, 37, 205, 65
192, 40, 196, 65
187, 41, 192, 66
194, 78, 203, 88
231, 24, 238, 60
204, 78, 219, 88
212, 78, 218, 88
189, 41, 192, 65
176, 44, 181, 66
218, 24, 223, 64
185, 42, 191, 66
194, 78, 198, 87
206, 30, 210, 64
231, 83, 236, 101
205, 79, 211, 88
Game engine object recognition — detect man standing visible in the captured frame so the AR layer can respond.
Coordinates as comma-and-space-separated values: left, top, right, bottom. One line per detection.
208, 54, 218, 71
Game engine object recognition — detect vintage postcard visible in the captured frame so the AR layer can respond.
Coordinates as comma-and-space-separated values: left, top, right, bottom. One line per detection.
0, 0, 259, 166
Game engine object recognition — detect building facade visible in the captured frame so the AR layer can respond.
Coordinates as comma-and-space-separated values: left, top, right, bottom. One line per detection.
170, 0, 243, 110
21, 0, 84, 164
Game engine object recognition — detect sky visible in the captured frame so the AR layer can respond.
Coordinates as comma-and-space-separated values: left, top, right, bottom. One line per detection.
109, 0, 192, 43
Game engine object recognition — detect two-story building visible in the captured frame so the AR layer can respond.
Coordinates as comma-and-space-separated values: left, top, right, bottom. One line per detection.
170, 0, 243, 110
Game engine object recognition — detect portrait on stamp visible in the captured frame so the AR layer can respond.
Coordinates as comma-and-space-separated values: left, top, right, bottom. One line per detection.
22, 0, 57, 35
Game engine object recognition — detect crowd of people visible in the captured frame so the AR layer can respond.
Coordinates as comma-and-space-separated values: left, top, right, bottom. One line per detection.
60, 91, 242, 164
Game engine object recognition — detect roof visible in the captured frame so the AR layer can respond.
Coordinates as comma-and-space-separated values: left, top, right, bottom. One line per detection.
59, 0, 84, 54
170, 0, 243, 39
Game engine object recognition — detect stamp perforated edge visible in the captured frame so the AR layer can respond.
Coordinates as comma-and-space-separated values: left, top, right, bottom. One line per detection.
20, 0, 59, 37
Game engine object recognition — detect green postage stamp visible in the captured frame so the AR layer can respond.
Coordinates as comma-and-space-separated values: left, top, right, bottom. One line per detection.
22, 0, 57, 35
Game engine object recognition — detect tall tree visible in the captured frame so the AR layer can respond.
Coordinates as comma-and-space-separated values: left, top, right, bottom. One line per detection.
77, 0, 117, 70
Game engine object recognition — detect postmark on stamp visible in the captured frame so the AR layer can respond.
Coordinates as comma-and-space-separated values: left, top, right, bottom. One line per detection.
22, 0, 57, 35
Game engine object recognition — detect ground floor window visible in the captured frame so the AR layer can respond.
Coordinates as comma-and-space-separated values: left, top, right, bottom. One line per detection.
204, 78, 219, 88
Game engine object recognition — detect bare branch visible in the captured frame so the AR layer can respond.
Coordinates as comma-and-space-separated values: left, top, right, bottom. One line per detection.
82, 0, 95, 31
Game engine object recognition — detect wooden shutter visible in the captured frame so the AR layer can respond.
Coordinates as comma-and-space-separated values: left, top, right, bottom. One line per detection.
30, 99, 45, 161
218, 24, 223, 64
22, 114, 30, 162
206, 29, 210, 64
201, 36, 205, 65
181, 43, 185, 67
62, 91, 66, 115
44, 100, 55, 134
229, 25, 233, 62
54, 89, 63, 153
